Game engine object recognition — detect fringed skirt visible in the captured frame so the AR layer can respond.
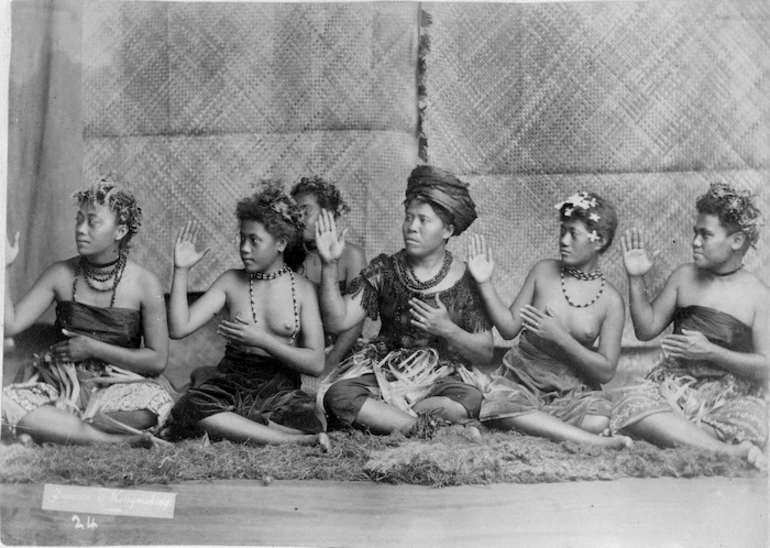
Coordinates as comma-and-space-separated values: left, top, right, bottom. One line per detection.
171, 348, 324, 434
2, 351, 175, 435
610, 360, 768, 446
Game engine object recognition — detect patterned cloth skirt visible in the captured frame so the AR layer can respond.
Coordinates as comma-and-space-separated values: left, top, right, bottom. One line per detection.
610, 360, 768, 447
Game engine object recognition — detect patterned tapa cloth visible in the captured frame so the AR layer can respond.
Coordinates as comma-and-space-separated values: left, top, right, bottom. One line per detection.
2, 302, 175, 434
480, 331, 612, 426
610, 306, 768, 446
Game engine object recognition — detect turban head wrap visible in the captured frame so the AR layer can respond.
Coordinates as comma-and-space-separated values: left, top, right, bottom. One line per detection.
404, 166, 478, 236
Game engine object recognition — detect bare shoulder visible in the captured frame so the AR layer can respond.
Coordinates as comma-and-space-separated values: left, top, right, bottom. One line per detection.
745, 271, 770, 303
342, 242, 365, 261
341, 242, 367, 274
294, 272, 318, 299
670, 263, 698, 284
124, 260, 164, 299
40, 258, 77, 285
532, 258, 560, 276
603, 280, 625, 311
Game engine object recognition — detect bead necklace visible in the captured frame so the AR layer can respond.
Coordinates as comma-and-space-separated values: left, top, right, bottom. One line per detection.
563, 264, 603, 281
402, 251, 453, 291
79, 255, 121, 283
249, 266, 299, 343
560, 265, 605, 308
73, 251, 127, 307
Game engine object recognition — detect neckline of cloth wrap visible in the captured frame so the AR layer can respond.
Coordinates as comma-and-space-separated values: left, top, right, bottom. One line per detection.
55, 301, 142, 348
673, 305, 752, 353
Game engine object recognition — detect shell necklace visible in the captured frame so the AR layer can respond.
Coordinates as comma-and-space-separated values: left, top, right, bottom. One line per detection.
560, 265, 605, 308
249, 265, 299, 343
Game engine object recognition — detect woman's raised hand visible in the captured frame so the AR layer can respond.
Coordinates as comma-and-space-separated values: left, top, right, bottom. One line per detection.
621, 228, 660, 277
5, 231, 20, 267
467, 234, 495, 284
315, 209, 347, 264
174, 221, 210, 270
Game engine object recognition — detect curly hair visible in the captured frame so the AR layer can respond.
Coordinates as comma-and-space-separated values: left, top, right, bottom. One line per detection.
555, 191, 618, 254
290, 175, 351, 219
236, 181, 306, 270
696, 182, 764, 248
73, 173, 142, 249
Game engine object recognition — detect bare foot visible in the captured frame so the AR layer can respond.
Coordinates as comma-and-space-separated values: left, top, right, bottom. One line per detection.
596, 434, 633, 450
465, 424, 482, 441
17, 433, 36, 447
129, 432, 173, 449
735, 441, 766, 471
318, 432, 331, 453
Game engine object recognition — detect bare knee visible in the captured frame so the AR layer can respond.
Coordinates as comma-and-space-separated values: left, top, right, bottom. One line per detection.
414, 396, 469, 423
581, 415, 610, 434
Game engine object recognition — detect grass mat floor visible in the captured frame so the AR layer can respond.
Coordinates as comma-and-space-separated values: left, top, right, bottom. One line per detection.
0, 427, 761, 488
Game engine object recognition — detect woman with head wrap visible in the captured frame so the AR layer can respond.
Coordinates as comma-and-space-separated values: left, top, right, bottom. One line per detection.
315, 166, 493, 435
611, 182, 768, 469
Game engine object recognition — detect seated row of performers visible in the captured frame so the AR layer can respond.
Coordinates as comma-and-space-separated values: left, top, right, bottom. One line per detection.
2, 168, 767, 469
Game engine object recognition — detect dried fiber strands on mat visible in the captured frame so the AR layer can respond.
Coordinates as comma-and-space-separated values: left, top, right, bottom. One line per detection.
318, 347, 464, 417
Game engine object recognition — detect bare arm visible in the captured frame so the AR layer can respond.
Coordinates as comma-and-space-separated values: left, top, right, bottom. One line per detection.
5, 260, 60, 337
661, 290, 770, 385
522, 291, 625, 385
622, 228, 677, 340
56, 269, 170, 376
168, 222, 222, 339
218, 280, 325, 376
324, 245, 367, 371
467, 234, 523, 340
316, 209, 367, 333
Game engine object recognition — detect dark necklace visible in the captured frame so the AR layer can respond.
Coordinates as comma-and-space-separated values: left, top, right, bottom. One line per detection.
250, 265, 291, 281
563, 264, 603, 281
249, 266, 299, 343
73, 251, 127, 307
711, 265, 743, 277
561, 265, 605, 308
403, 251, 453, 291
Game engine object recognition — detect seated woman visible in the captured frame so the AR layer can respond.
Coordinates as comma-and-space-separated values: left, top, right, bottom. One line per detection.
290, 176, 367, 376
611, 182, 768, 468
168, 185, 329, 448
315, 166, 494, 435
467, 191, 631, 449
3, 175, 174, 446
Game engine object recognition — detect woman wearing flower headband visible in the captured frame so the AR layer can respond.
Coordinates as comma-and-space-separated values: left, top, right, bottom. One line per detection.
467, 191, 631, 449
611, 182, 768, 468
167, 185, 329, 448
3, 175, 174, 446
315, 166, 493, 435
290, 176, 367, 376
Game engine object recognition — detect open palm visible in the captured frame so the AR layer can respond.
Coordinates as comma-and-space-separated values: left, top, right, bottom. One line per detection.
467, 234, 495, 283
174, 221, 210, 269
315, 209, 346, 264
621, 228, 659, 277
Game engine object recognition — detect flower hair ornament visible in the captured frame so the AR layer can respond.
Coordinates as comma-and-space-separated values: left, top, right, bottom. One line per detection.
700, 182, 764, 247
251, 180, 305, 234
556, 192, 604, 243
555, 191, 598, 215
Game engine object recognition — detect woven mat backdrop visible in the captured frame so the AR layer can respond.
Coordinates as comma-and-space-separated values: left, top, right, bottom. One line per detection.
423, 0, 770, 346
82, 1, 419, 290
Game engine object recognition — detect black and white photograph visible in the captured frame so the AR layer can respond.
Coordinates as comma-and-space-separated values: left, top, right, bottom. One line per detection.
0, 0, 768, 545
